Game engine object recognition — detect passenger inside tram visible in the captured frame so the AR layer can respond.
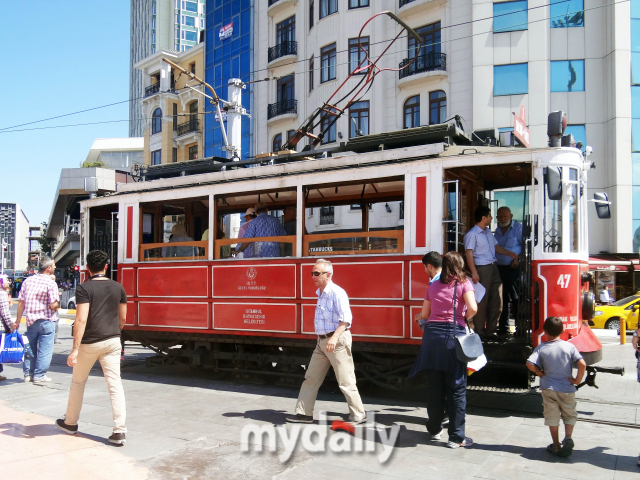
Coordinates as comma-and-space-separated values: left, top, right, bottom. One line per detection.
162, 224, 196, 257
236, 202, 288, 258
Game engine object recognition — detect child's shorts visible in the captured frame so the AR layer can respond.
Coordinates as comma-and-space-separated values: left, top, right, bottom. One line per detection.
541, 389, 577, 427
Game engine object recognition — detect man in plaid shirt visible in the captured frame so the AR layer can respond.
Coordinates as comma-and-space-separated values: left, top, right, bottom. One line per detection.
12, 257, 59, 384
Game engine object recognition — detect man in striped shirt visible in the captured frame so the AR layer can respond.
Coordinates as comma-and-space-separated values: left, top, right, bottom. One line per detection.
13, 257, 59, 384
236, 202, 287, 258
289, 259, 367, 425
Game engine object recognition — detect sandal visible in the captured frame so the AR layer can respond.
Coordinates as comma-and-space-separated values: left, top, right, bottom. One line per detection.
547, 443, 572, 458
562, 438, 574, 456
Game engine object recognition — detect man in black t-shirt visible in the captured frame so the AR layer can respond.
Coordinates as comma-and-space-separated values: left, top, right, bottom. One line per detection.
55, 250, 128, 445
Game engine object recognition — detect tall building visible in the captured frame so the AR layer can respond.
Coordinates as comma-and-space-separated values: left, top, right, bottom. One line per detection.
130, 0, 207, 137
631, 0, 640, 253
203, 0, 254, 159
216, 0, 631, 255
0, 203, 30, 272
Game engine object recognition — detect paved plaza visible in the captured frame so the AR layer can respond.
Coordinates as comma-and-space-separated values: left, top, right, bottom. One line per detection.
0, 323, 638, 480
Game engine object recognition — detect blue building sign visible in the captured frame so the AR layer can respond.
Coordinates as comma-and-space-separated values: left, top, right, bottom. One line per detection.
205, 0, 254, 159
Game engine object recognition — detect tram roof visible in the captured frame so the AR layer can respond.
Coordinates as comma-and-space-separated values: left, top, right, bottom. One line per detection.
106, 122, 581, 198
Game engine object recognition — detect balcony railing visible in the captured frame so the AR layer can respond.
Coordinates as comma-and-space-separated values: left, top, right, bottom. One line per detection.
267, 99, 297, 120
145, 83, 160, 97
398, 52, 447, 79
176, 118, 200, 136
399, 0, 416, 6
268, 0, 280, 5
268, 41, 297, 63
67, 221, 80, 236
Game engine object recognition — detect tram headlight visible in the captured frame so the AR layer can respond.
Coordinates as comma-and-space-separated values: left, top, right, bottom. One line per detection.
594, 311, 604, 316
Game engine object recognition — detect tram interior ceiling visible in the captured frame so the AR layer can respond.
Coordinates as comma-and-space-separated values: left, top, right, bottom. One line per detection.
139, 196, 209, 261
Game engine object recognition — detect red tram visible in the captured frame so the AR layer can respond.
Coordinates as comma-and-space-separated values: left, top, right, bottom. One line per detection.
79, 132, 607, 391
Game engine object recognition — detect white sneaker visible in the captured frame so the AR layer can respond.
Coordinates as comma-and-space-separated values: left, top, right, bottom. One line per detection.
430, 429, 444, 440
24, 376, 33, 383
33, 376, 51, 384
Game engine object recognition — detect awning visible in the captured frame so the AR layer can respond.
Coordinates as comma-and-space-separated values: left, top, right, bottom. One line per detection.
589, 256, 638, 272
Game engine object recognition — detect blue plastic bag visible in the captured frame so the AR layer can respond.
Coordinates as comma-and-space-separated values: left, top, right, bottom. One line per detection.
0, 331, 25, 364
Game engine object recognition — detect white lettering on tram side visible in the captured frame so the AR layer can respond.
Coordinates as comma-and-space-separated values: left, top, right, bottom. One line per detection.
244, 308, 266, 324
309, 247, 333, 252
238, 280, 266, 292
557, 316, 579, 330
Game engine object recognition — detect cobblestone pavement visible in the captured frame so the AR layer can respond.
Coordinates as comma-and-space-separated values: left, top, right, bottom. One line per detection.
0, 324, 638, 480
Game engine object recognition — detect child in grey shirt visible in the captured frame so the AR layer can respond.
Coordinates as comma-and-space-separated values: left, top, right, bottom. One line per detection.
527, 316, 586, 457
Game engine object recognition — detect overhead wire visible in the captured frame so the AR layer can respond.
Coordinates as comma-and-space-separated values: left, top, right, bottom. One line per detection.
1, 0, 623, 134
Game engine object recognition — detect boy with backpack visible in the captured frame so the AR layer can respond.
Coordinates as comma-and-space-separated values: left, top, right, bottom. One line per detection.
526, 316, 586, 457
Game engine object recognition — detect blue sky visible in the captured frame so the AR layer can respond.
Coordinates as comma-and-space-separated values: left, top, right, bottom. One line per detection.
0, 1, 131, 225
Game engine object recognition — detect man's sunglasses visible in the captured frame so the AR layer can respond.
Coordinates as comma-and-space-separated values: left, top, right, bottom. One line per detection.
310, 271, 329, 277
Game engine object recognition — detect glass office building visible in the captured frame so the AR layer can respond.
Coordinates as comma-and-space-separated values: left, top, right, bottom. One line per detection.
204, 0, 254, 159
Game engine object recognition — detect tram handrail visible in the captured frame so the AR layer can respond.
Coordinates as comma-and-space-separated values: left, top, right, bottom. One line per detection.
303, 230, 404, 256
215, 235, 296, 259
139, 241, 208, 261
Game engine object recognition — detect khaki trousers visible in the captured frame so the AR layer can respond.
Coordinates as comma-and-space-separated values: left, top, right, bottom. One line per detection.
295, 330, 366, 421
65, 337, 126, 433
472, 264, 503, 336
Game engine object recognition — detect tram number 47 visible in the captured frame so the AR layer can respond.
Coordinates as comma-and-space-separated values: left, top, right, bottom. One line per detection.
557, 274, 571, 289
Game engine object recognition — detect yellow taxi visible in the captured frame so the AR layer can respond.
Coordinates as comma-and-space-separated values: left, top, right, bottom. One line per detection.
591, 293, 640, 330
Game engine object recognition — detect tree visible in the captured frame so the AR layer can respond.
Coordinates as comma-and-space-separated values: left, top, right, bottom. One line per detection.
80, 159, 106, 168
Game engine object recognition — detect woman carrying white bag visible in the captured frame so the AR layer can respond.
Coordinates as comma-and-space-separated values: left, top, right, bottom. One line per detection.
408, 252, 478, 449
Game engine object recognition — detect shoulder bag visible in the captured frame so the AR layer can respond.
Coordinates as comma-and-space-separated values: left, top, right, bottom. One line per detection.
452, 280, 484, 363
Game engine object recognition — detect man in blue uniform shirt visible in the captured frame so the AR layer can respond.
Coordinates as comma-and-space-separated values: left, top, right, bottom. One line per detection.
464, 206, 517, 339
494, 206, 523, 335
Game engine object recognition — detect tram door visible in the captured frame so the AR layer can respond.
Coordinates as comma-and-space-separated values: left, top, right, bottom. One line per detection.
89, 206, 119, 281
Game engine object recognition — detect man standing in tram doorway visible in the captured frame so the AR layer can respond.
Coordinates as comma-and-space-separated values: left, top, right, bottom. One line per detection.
288, 259, 367, 425
464, 206, 518, 340
494, 206, 523, 336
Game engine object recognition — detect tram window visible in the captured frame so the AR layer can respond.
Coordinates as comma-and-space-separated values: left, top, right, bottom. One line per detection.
139, 196, 209, 261
568, 168, 579, 252
543, 169, 562, 253
304, 178, 404, 256
214, 188, 297, 259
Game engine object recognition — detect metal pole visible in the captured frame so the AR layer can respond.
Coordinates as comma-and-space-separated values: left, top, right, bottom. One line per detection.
226, 78, 245, 161
0, 238, 6, 275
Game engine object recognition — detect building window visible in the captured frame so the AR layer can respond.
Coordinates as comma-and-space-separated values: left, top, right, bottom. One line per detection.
550, 60, 585, 92
277, 75, 295, 102
173, 103, 178, 131
550, 0, 584, 28
409, 22, 441, 59
320, 206, 335, 225
151, 150, 162, 165
185, 1, 198, 12
349, 37, 369, 74
429, 91, 446, 125
320, 0, 338, 19
349, 100, 369, 137
349, 0, 369, 8
493, 63, 528, 96
403, 96, 420, 129
185, 30, 197, 42
320, 113, 336, 144
190, 62, 196, 74
632, 86, 640, 152
564, 125, 586, 150
310, 0, 314, 29
173, 147, 178, 163
493, 1, 528, 32
276, 16, 295, 44
273, 134, 283, 152
287, 130, 297, 151
309, 56, 314, 92
188, 145, 198, 160
152, 108, 162, 134
184, 15, 195, 27
321, 43, 337, 83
